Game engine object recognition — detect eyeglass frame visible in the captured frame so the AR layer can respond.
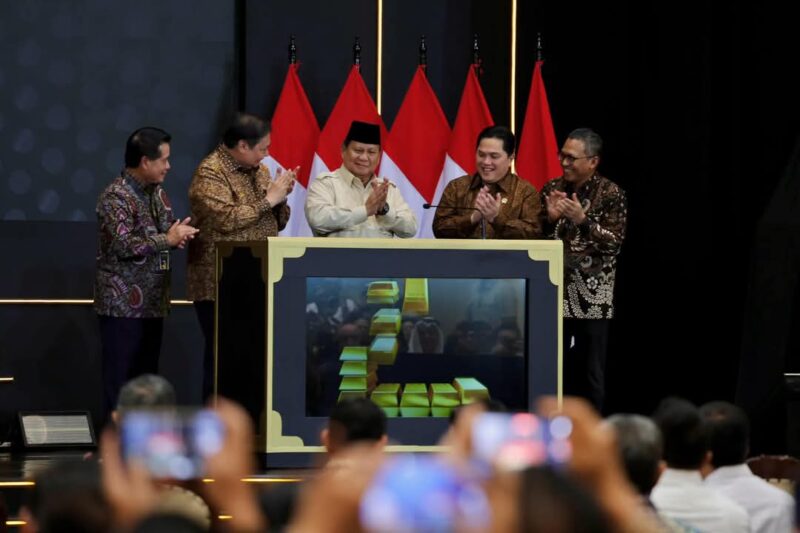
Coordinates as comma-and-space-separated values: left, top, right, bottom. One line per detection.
557, 151, 598, 165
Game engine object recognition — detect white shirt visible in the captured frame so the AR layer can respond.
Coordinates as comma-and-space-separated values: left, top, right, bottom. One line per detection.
305, 166, 417, 238
705, 464, 795, 533
651, 468, 750, 533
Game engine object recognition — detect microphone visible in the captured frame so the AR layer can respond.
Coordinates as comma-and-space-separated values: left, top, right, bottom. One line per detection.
422, 203, 486, 240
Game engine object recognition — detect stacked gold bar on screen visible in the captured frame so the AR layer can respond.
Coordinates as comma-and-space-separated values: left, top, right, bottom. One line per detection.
366, 280, 399, 304
369, 308, 402, 335
453, 377, 490, 404
400, 383, 430, 417
368, 334, 398, 365
371, 383, 401, 417
429, 383, 460, 417
402, 278, 429, 315
337, 347, 369, 402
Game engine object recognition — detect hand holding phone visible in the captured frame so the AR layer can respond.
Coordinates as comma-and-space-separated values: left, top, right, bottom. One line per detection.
471, 412, 573, 473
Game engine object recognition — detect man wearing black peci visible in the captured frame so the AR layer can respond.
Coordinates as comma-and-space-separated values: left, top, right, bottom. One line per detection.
432, 125, 542, 239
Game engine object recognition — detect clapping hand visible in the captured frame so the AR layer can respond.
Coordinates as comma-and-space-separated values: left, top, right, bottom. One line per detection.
166, 217, 199, 248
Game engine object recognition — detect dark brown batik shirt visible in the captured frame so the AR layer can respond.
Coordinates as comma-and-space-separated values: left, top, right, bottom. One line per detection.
540, 174, 627, 319
431, 172, 542, 239
187, 146, 290, 302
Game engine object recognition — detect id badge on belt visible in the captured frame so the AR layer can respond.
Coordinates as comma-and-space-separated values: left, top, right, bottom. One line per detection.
159, 250, 170, 271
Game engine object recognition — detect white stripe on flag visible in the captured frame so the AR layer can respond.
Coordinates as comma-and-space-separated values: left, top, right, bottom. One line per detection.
378, 152, 427, 238
417, 155, 467, 238
262, 155, 313, 237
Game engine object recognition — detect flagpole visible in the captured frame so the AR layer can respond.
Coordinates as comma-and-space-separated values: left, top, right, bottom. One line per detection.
377, 0, 383, 115
510, 0, 518, 135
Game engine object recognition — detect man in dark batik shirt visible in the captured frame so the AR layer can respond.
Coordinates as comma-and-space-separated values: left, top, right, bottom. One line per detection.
94, 127, 198, 417
540, 128, 627, 412
432, 125, 541, 239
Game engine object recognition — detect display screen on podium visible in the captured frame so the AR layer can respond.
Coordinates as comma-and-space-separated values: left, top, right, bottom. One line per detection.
306, 277, 528, 417
264, 238, 563, 466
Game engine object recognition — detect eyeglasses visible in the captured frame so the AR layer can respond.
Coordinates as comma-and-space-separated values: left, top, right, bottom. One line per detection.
558, 152, 596, 165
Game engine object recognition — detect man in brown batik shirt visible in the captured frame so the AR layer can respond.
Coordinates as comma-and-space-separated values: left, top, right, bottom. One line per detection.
432, 125, 541, 239
187, 113, 295, 400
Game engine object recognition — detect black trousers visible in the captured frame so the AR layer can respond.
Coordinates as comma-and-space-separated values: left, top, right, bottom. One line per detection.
99, 315, 163, 419
563, 318, 609, 412
194, 300, 215, 401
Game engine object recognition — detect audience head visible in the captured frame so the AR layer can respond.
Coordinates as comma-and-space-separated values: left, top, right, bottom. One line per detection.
699, 401, 750, 467
652, 397, 708, 470
113, 374, 176, 425
21, 459, 110, 533
322, 398, 387, 455
606, 414, 663, 495
518, 466, 612, 533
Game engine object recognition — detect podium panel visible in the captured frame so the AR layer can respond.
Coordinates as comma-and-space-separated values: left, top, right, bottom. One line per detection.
215, 241, 268, 433
264, 237, 563, 467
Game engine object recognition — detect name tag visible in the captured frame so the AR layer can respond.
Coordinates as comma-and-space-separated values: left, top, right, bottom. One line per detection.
159, 251, 170, 271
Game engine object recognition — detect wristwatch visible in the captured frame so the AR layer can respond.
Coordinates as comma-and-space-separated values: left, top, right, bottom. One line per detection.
377, 203, 390, 216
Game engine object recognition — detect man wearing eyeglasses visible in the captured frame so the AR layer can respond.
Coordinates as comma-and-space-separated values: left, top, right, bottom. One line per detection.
540, 128, 627, 412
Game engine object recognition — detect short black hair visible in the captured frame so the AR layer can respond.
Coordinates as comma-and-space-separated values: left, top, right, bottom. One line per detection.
476, 125, 516, 155
566, 128, 603, 157
117, 374, 176, 412
606, 414, 663, 495
328, 397, 386, 444
519, 466, 612, 533
27, 459, 110, 533
652, 397, 708, 469
699, 401, 750, 467
124, 127, 171, 168
222, 113, 271, 149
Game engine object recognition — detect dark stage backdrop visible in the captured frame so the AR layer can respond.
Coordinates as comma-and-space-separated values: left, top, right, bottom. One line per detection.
2, 0, 799, 451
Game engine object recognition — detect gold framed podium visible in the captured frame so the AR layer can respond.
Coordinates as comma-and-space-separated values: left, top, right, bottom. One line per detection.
216, 237, 563, 467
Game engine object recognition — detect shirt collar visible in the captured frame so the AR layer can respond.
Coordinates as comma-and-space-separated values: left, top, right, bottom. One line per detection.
216, 145, 258, 174
123, 171, 156, 196
705, 464, 752, 483
338, 165, 374, 188
469, 172, 515, 192
659, 468, 704, 486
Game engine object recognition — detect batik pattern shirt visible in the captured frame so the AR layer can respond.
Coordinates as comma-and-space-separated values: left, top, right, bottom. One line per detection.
432, 172, 542, 239
94, 173, 175, 318
540, 174, 627, 319
187, 146, 290, 301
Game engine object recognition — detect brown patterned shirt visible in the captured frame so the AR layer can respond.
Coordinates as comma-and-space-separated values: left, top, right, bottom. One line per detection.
540, 174, 627, 319
432, 172, 542, 239
187, 146, 290, 301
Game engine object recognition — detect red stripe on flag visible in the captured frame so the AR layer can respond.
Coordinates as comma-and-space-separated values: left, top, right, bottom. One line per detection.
384, 66, 450, 203
516, 60, 561, 189
317, 66, 387, 172
269, 64, 320, 187
448, 67, 493, 175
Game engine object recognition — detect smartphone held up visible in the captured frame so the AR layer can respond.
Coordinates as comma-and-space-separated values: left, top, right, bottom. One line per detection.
120, 408, 225, 480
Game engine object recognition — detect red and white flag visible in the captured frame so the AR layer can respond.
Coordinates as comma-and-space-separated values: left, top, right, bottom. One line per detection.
515, 60, 561, 190
262, 64, 320, 236
307, 65, 387, 195
380, 66, 450, 237
419, 66, 493, 237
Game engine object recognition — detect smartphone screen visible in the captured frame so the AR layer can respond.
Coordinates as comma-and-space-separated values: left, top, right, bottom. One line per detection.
120, 408, 224, 480
360, 454, 490, 532
471, 412, 572, 472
